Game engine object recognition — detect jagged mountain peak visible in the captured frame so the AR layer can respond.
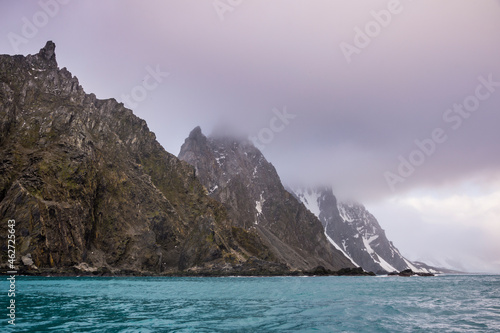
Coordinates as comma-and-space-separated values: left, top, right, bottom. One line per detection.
179, 128, 355, 271
185, 126, 255, 151
22, 40, 58, 70
39, 40, 56, 63
180, 126, 275, 188
188, 125, 203, 139
184, 126, 254, 151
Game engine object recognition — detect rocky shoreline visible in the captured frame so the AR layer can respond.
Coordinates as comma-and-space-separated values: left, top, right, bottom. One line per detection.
4, 264, 442, 278
1, 262, 376, 278
3, 258, 439, 278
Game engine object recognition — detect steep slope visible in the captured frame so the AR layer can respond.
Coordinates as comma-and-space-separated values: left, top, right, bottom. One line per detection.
293, 187, 423, 273
0, 41, 283, 275
178, 128, 355, 271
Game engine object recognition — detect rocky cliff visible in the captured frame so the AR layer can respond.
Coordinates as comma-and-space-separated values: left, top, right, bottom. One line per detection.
178, 128, 355, 271
293, 187, 433, 274
0, 42, 288, 276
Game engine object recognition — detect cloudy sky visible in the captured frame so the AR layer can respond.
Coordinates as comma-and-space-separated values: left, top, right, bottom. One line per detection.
2, 0, 500, 273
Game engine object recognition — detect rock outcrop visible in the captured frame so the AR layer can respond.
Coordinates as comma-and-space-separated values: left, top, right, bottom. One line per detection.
388, 269, 435, 277
0, 42, 287, 276
178, 128, 356, 271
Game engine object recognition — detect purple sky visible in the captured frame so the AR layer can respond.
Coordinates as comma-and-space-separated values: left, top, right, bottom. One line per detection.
2, 0, 500, 272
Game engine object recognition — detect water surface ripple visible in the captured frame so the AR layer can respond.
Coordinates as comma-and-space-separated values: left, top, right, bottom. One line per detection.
1, 275, 499, 332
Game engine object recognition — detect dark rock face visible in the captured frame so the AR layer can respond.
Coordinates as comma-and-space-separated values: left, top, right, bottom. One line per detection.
37, 41, 56, 65
178, 128, 355, 271
0, 42, 281, 275
293, 187, 422, 274
304, 266, 375, 276
388, 269, 435, 277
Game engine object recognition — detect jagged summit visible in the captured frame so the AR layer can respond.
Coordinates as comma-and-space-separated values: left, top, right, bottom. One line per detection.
21, 40, 58, 70
179, 127, 356, 271
184, 126, 254, 154
39, 40, 56, 63
189, 126, 203, 139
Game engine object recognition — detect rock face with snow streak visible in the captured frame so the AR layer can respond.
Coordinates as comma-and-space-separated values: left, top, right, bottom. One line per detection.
178, 128, 355, 271
293, 187, 421, 273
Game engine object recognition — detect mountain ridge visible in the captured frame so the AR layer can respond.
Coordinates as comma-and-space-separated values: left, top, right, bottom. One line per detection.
0, 42, 296, 276
179, 127, 357, 271
292, 186, 441, 274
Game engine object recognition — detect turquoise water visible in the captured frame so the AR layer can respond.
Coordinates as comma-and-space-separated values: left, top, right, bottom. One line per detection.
1, 275, 499, 332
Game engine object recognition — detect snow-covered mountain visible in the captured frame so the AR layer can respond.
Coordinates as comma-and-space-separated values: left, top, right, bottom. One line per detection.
292, 187, 436, 274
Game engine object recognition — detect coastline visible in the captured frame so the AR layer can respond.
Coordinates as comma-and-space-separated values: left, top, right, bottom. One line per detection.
0, 265, 376, 278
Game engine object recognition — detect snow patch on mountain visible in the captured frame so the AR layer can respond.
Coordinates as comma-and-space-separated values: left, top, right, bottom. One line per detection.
362, 236, 397, 273
367, 235, 379, 244
294, 188, 321, 217
325, 233, 358, 267
252, 166, 258, 178
255, 193, 265, 215
208, 185, 218, 194
338, 204, 354, 223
